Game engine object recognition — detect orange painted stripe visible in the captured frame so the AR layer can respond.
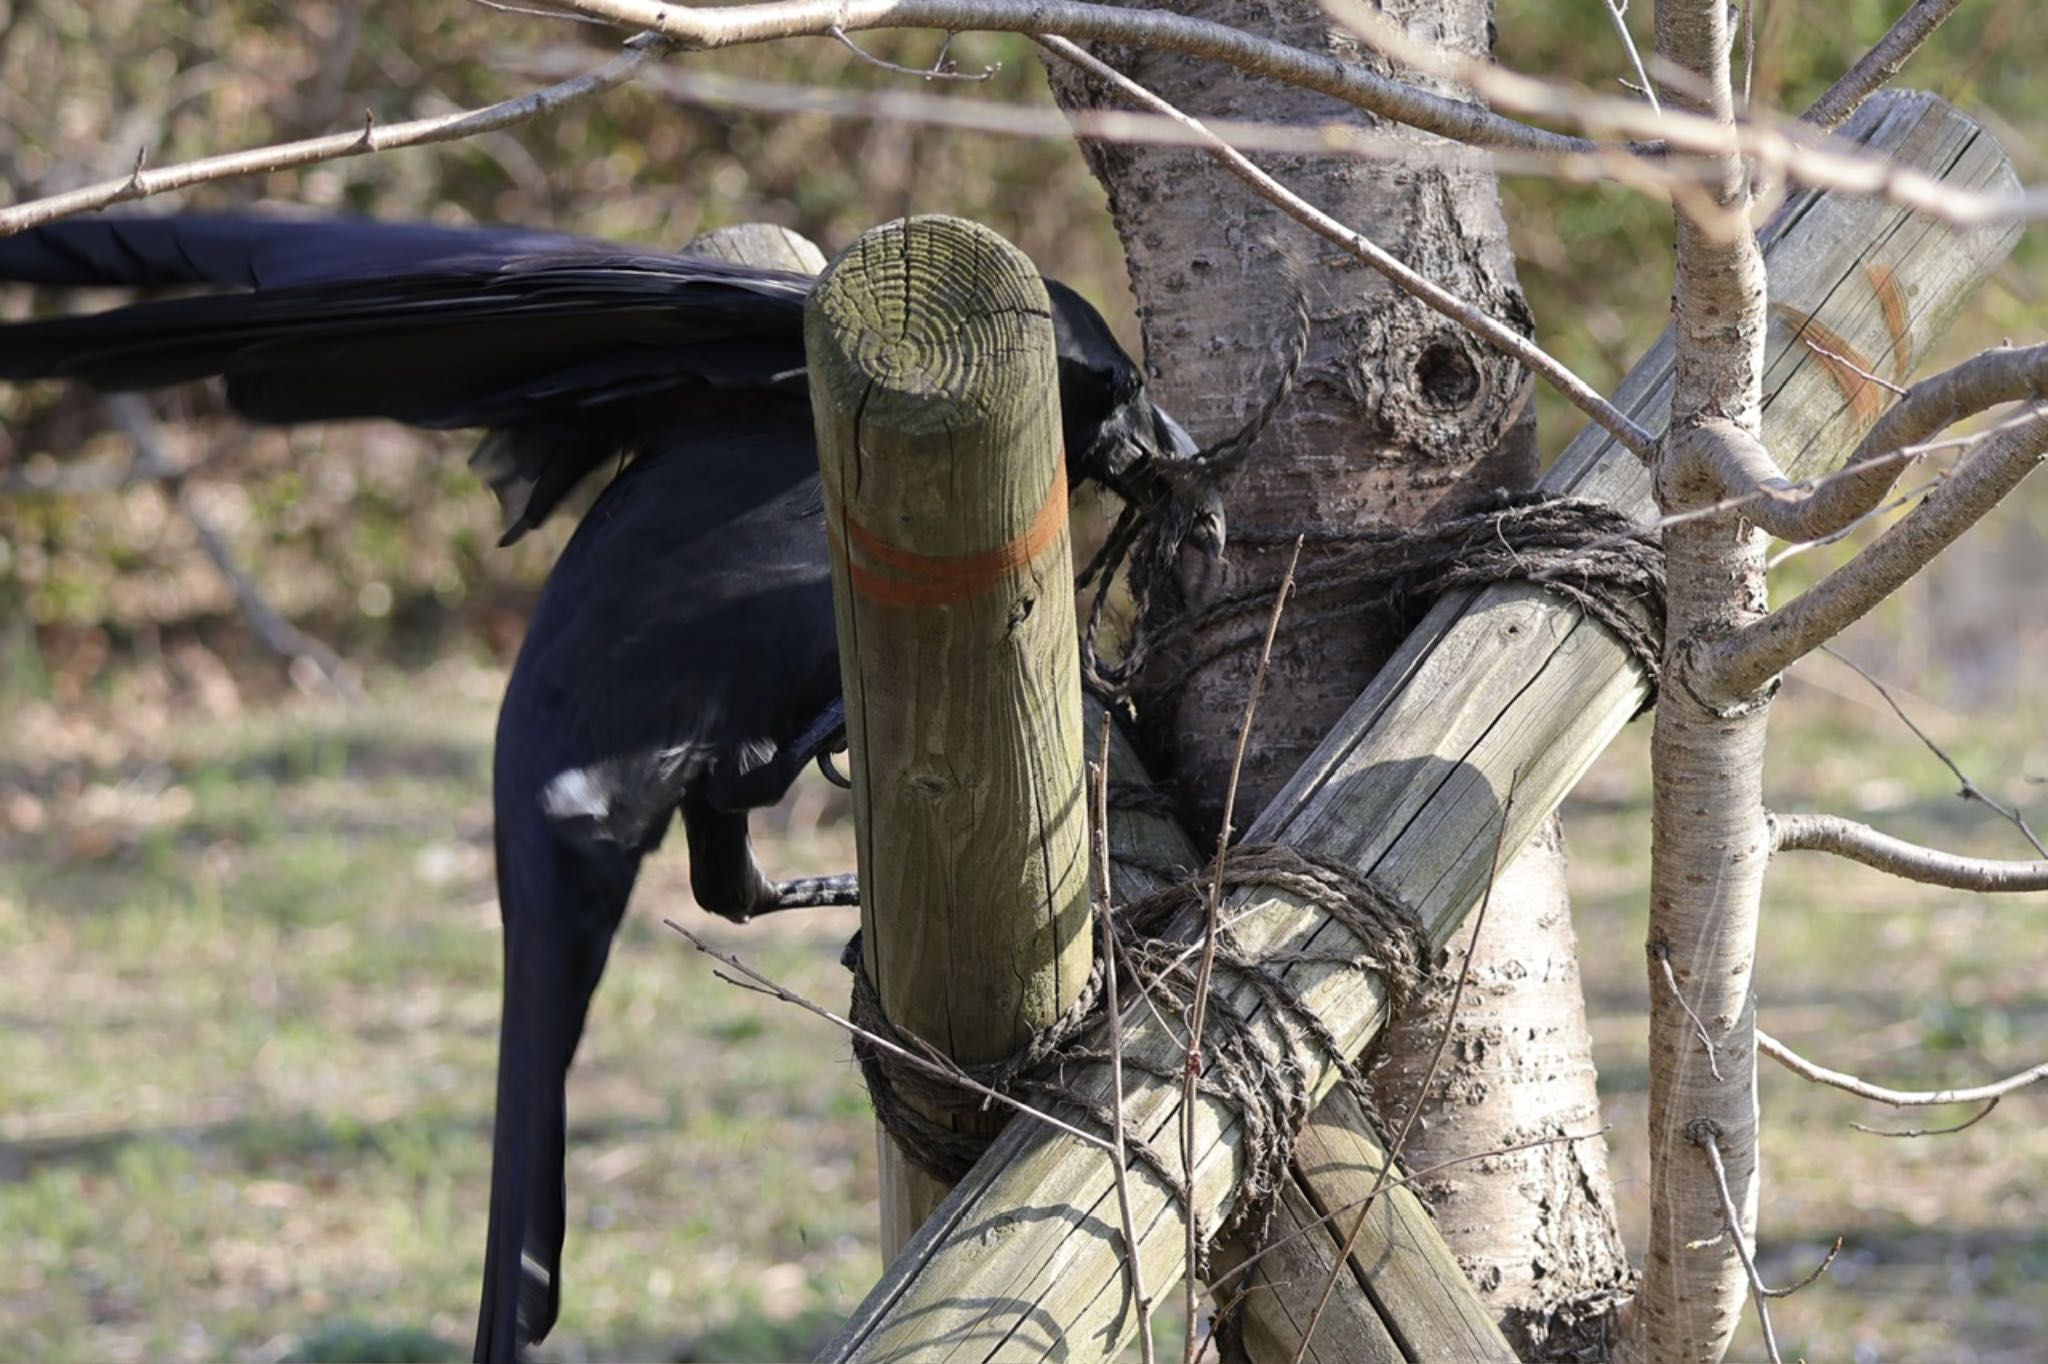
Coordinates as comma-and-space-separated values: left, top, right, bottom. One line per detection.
1775, 304, 1886, 428
830, 461, 1069, 608
1864, 259, 1912, 384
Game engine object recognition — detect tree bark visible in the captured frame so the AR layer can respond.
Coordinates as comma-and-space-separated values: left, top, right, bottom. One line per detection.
1365, 817, 1631, 1361
1619, 1, 1773, 1359
1046, 0, 1631, 1349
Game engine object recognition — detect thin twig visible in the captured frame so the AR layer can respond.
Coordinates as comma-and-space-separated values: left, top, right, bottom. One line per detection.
1179, 536, 1300, 1364
1801, 0, 1967, 132
1769, 811, 2048, 891
1291, 771, 1517, 1363
103, 397, 358, 697
1761, 1236, 1843, 1298
1095, 714, 1156, 1364
1740, 0, 1757, 110
1600, 0, 1660, 114
1817, 646, 2048, 857
1034, 34, 1658, 464
1853, 1096, 1999, 1138
1655, 942, 1724, 1081
830, 25, 997, 80
664, 921, 1117, 1156
0, 32, 673, 234
1764, 471, 1947, 572
1691, 1122, 1782, 1364
1757, 1029, 2048, 1108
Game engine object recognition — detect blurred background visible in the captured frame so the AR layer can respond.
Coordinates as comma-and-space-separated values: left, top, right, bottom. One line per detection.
0, 2, 2042, 1359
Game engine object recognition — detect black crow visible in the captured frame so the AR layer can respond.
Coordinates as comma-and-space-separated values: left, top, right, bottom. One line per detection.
0, 212, 1203, 1363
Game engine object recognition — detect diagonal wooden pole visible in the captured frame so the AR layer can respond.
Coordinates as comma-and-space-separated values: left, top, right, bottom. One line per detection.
820, 91, 2019, 1363
1091, 702, 1511, 1362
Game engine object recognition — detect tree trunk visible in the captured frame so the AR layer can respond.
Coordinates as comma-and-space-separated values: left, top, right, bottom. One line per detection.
1046, 1, 1630, 1347
1365, 817, 1631, 1360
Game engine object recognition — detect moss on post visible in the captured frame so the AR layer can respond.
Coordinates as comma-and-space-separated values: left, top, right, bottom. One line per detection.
805, 215, 1089, 1255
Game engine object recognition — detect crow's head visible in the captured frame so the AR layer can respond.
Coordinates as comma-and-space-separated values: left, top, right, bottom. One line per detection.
1043, 279, 1221, 570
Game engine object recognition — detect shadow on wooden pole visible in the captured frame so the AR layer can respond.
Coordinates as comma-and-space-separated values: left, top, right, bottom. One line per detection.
805, 214, 1091, 1258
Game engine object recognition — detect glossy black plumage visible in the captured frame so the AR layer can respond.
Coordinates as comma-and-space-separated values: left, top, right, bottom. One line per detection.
0, 212, 1196, 1363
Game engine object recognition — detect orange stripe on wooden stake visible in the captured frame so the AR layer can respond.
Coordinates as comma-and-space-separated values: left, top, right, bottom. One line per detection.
830, 462, 1068, 608
1865, 259, 1913, 385
1775, 304, 1887, 428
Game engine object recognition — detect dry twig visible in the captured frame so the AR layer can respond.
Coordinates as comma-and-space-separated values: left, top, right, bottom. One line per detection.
1757, 1030, 2048, 1110
1094, 714, 1157, 1364
1179, 536, 1300, 1364
1691, 1121, 1782, 1364
664, 922, 1117, 1156
0, 33, 674, 235
1654, 941, 1724, 1082
1812, 647, 2048, 858
1770, 812, 2048, 891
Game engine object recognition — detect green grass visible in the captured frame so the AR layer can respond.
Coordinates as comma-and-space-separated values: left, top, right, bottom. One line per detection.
0, 659, 876, 1362
2, 648, 2044, 1362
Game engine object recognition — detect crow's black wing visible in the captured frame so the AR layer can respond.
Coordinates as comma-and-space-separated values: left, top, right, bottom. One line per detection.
0, 219, 815, 537
0, 211, 607, 289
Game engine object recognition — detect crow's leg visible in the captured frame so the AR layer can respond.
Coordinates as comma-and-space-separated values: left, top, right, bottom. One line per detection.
679, 789, 858, 920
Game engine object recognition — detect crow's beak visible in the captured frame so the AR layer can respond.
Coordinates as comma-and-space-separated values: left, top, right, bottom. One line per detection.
1154, 406, 1199, 462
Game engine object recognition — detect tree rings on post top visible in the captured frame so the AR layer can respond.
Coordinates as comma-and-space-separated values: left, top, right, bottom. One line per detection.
805, 214, 1056, 439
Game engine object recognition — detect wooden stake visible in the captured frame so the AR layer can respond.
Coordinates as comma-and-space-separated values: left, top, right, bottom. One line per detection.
805, 215, 1089, 1256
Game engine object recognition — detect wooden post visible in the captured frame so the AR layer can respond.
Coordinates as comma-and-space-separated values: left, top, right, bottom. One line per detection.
805, 215, 1091, 1257
1090, 699, 1511, 1363
821, 92, 2018, 1362
685, 221, 828, 274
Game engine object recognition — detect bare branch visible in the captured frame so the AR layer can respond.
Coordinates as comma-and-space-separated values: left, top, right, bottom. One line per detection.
1703, 405, 2048, 696
1691, 1122, 1782, 1364
1600, 0, 1661, 115
830, 26, 998, 81
1179, 537, 1297, 1364
1762, 1237, 1843, 1299
1854, 1098, 1999, 1138
551, 0, 1594, 157
1654, 941, 1723, 1082
1801, 0, 1967, 133
1757, 1030, 2048, 1109
1325, 0, 2048, 229
1770, 812, 2048, 891
0, 33, 673, 235
1689, 345, 2048, 545
1035, 35, 1658, 463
